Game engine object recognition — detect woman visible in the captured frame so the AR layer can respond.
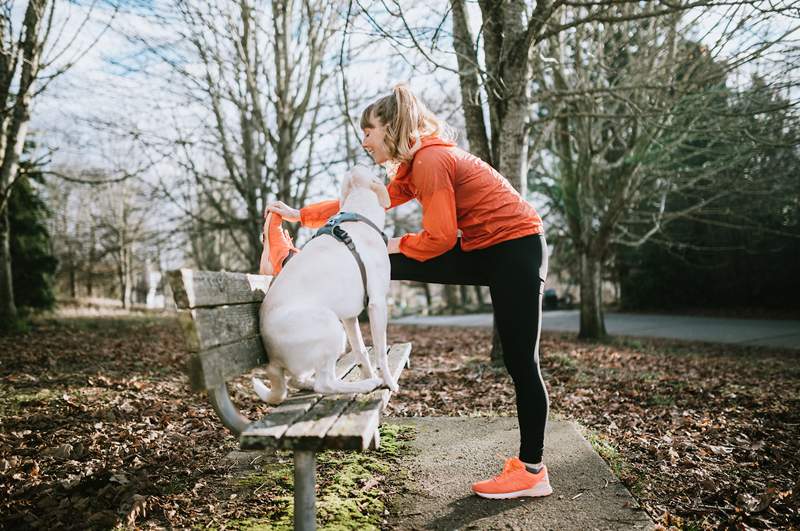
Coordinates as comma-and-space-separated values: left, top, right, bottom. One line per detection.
261, 84, 551, 500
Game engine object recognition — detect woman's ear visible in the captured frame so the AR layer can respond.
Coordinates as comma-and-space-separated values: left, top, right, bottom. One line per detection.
340, 172, 352, 204
370, 180, 391, 209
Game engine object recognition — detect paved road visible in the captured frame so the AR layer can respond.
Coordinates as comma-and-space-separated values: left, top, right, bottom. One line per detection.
391, 310, 800, 349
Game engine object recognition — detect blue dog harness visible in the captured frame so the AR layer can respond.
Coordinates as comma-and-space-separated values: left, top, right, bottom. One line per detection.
311, 212, 388, 308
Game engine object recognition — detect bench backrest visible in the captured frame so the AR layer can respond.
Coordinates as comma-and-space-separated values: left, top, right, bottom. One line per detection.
167, 269, 271, 391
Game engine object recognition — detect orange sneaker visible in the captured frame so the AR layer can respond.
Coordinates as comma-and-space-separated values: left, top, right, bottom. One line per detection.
259, 213, 298, 276
471, 457, 552, 499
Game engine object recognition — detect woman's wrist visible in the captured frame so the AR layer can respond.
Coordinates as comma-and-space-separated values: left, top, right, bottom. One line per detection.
387, 236, 402, 254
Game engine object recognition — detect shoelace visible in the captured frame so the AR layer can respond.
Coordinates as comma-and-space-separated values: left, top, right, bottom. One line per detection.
488, 455, 523, 482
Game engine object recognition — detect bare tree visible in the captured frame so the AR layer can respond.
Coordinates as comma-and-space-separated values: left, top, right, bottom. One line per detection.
112, 0, 349, 271
531, 2, 799, 337
0, 0, 116, 323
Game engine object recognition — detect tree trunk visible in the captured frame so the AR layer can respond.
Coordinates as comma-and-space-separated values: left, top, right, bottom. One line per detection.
578, 251, 606, 339
69, 263, 76, 298
422, 283, 432, 313
87, 225, 95, 296
450, 0, 492, 165
491, 321, 504, 367
474, 285, 485, 308
444, 284, 459, 313
0, 206, 17, 324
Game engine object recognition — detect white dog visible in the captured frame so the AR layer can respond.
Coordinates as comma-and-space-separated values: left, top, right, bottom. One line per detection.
253, 166, 398, 404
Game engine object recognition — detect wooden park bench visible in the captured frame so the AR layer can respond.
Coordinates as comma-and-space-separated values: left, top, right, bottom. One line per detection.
166, 269, 411, 531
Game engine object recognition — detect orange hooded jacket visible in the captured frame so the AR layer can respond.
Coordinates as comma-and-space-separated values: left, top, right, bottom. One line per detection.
299, 137, 543, 262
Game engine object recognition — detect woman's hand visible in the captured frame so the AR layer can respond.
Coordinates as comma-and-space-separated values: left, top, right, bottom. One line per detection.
387, 236, 402, 254
265, 201, 301, 222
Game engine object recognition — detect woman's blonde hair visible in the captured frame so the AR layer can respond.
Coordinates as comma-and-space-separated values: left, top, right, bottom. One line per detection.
360, 83, 451, 163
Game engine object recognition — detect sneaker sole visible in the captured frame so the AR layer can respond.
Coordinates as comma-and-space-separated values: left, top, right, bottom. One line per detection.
473, 482, 553, 499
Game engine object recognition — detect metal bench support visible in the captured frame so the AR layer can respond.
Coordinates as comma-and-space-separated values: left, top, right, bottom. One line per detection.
294, 450, 316, 531
208, 383, 249, 436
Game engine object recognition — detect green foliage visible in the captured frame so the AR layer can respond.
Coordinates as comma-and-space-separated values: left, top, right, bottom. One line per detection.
618, 80, 800, 311
9, 159, 57, 314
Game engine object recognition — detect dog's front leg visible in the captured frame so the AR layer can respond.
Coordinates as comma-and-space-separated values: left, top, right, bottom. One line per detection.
367, 301, 398, 392
342, 317, 378, 379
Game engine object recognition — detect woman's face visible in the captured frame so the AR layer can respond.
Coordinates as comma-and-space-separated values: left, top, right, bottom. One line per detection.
361, 115, 391, 164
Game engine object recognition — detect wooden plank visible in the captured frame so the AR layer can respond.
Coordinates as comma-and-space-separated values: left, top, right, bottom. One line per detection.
280, 396, 354, 451
177, 302, 261, 352
188, 336, 267, 391
323, 343, 412, 450
167, 269, 270, 309
239, 352, 360, 450
320, 397, 384, 451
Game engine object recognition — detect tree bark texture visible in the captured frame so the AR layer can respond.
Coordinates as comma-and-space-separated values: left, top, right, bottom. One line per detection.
578, 251, 606, 340
0, 207, 16, 323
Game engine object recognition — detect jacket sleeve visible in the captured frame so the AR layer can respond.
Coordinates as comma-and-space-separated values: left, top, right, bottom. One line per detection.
299, 199, 340, 228
397, 150, 458, 261
387, 174, 415, 209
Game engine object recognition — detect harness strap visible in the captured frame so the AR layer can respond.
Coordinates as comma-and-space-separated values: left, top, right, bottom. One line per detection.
312, 212, 387, 309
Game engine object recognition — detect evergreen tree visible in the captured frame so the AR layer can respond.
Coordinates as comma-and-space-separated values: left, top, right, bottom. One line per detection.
8, 156, 57, 317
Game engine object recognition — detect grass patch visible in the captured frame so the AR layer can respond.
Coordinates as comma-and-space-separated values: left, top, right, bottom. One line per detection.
583, 428, 641, 490
230, 424, 417, 530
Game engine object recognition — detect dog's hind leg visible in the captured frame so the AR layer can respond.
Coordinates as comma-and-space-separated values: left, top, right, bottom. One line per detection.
368, 301, 398, 392
342, 317, 377, 379
252, 364, 288, 404
313, 356, 382, 395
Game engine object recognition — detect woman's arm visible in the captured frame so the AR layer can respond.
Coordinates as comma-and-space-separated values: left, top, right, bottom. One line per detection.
395, 150, 458, 261
298, 199, 340, 228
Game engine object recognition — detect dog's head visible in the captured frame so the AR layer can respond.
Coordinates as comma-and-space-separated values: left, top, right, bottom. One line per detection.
340, 165, 391, 209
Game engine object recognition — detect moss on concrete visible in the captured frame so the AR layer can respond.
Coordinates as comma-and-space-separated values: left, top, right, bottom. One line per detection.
229, 423, 417, 530
583, 428, 642, 492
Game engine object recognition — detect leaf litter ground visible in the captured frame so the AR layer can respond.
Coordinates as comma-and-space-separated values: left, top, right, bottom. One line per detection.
1, 315, 798, 529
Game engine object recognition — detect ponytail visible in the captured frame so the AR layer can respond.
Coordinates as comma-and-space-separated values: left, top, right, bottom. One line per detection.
360, 83, 453, 163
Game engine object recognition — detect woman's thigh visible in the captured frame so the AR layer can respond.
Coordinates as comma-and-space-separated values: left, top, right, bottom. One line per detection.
390, 240, 488, 286
486, 235, 548, 360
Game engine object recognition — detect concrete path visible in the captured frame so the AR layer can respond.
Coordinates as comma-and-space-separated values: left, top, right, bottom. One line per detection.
391, 310, 800, 349
385, 417, 654, 530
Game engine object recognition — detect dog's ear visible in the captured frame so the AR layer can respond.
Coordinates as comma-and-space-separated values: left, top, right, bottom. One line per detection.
369, 179, 391, 209
340, 172, 353, 204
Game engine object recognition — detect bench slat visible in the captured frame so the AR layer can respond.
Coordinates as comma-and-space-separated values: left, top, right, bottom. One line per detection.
239, 351, 360, 450
168, 269, 270, 309
280, 396, 355, 451
188, 336, 267, 391
323, 342, 412, 450
178, 302, 261, 352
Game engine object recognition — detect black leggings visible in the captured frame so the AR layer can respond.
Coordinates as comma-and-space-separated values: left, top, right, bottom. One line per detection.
391, 234, 549, 463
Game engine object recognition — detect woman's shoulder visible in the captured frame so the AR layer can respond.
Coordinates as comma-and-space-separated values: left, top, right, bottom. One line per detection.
413, 142, 458, 165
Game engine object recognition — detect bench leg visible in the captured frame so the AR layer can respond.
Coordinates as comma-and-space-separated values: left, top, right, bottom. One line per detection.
294, 450, 316, 531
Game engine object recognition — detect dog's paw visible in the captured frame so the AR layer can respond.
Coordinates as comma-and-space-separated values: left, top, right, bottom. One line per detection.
252, 376, 270, 402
